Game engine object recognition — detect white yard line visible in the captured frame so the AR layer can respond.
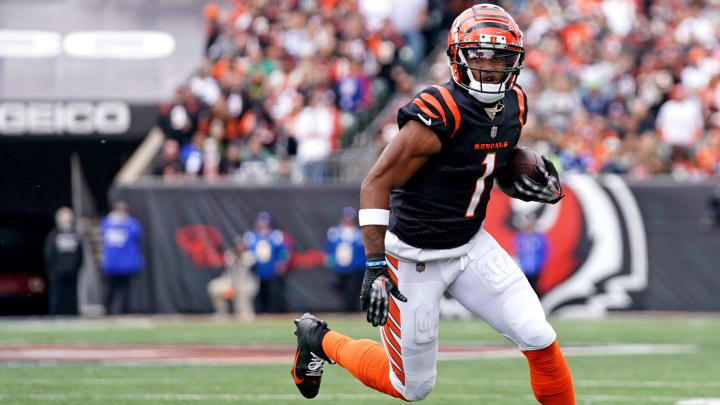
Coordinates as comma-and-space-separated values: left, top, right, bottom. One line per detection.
0, 318, 155, 332
438, 343, 696, 360
4, 376, 718, 391
0, 377, 185, 385
442, 379, 720, 389
0, 343, 696, 365
0, 392, 705, 403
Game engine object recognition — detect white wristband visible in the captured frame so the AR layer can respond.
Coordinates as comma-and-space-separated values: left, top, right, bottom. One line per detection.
358, 209, 390, 226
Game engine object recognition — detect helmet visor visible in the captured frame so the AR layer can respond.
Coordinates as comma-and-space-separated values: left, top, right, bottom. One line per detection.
461, 48, 520, 71
459, 47, 520, 86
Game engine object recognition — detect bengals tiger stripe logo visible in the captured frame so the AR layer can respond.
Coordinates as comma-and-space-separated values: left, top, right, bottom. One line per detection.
484, 174, 648, 316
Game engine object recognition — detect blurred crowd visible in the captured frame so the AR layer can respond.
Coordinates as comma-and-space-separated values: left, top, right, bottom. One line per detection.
157, 0, 720, 183
377, 0, 720, 180
518, 0, 720, 179
156, 0, 436, 183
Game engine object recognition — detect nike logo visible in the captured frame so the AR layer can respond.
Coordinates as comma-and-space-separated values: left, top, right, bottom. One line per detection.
417, 113, 432, 126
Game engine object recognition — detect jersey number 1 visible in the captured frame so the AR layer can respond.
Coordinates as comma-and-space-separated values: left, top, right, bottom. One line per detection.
465, 153, 496, 217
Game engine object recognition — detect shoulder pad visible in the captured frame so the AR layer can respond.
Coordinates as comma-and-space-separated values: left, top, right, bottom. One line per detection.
398, 84, 461, 140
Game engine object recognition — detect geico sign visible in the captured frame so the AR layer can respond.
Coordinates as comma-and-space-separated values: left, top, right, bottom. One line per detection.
0, 102, 131, 135
0, 30, 175, 59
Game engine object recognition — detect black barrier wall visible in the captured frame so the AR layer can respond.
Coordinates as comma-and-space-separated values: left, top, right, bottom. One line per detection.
113, 176, 720, 314
113, 182, 362, 313
632, 181, 720, 311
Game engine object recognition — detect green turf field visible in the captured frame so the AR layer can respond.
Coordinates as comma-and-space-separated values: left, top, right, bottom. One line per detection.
1, 314, 719, 404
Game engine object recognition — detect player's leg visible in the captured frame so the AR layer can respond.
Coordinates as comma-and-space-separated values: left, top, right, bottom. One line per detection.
304, 254, 447, 401
207, 276, 230, 314
292, 313, 404, 400
255, 280, 269, 313
447, 230, 574, 404
65, 273, 79, 315
119, 275, 132, 314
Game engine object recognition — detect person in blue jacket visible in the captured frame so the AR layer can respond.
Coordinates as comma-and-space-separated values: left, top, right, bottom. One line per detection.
325, 207, 366, 312
514, 226, 549, 296
101, 201, 144, 314
243, 211, 290, 313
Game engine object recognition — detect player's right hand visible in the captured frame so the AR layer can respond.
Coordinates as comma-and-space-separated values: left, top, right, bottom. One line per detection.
360, 254, 407, 327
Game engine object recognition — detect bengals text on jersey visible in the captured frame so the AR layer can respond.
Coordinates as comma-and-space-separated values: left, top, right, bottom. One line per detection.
390, 79, 528, 249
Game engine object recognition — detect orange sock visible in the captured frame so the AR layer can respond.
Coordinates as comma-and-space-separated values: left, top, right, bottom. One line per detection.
322, 331, 405, 400
522, 341, 575, 405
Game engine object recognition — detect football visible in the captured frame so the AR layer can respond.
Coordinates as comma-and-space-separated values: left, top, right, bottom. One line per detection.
495, 148, 546, 198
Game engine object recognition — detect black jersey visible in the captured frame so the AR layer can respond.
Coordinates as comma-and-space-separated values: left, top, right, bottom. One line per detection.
390, 80, 528, 249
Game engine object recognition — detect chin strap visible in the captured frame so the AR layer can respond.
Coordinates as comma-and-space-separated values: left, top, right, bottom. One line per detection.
468, 88, 505, 104
467, 78, 506, 103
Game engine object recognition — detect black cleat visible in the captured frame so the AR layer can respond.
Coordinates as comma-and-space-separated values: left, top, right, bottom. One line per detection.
291, 313, 332, 399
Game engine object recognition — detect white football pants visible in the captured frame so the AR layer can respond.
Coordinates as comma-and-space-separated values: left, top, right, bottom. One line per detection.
381, 228, 556, 401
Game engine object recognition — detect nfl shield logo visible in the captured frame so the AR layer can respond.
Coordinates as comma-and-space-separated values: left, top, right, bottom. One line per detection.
416, 262, 425, 273
490, 125, 498, 138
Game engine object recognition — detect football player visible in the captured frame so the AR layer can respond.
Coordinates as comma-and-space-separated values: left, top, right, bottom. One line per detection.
291, 4, 573, 404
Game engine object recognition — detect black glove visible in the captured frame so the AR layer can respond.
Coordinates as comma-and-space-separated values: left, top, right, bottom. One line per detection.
513, 156, 564, 204
360, 254, 407, 327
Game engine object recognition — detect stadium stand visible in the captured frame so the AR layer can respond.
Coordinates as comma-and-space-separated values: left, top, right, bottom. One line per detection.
154, 0, 437, 183
371, 0, 720, 180
151, 0, 719, 185
154, 0, 719, 184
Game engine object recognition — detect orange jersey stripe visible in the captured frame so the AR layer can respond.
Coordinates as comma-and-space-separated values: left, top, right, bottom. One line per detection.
513, 86, 525, 126
412, 98, 439, 119
420, 93, 446, 126
433, 85, 460, 137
